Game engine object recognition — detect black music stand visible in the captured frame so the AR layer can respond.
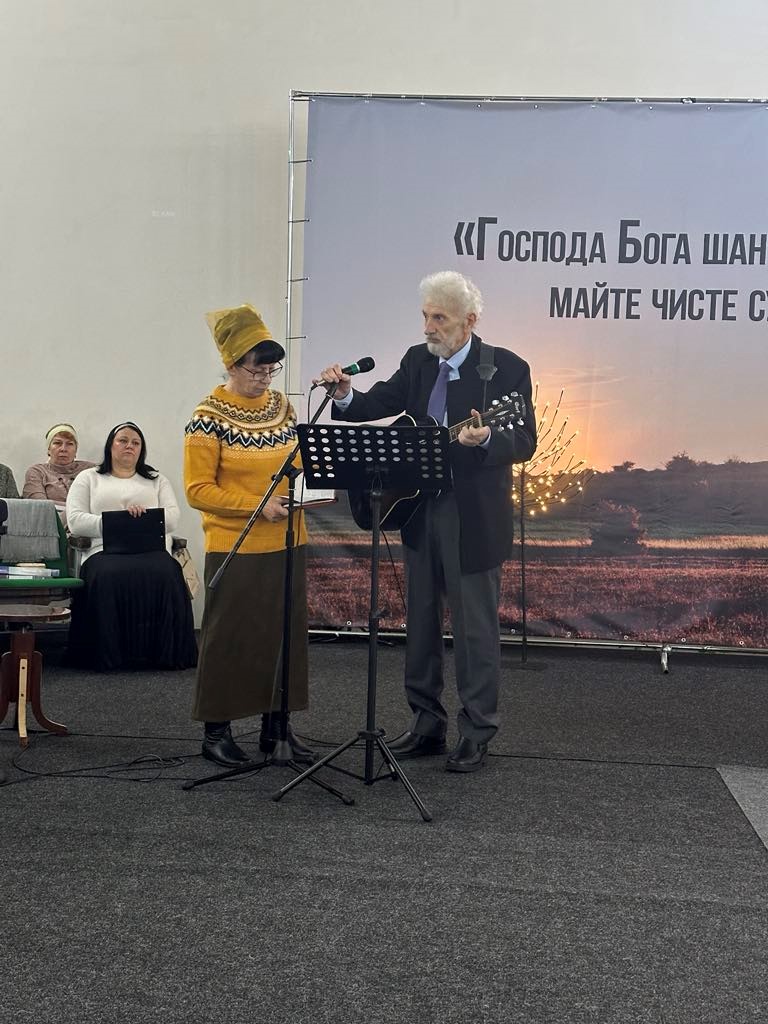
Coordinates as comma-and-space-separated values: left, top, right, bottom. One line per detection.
273, 422, 451, 822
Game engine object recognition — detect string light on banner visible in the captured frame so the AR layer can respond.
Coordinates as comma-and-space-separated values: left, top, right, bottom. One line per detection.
512, 383, 594, 515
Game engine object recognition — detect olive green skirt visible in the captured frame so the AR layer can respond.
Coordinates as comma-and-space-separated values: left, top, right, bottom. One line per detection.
192, 547, 308, 722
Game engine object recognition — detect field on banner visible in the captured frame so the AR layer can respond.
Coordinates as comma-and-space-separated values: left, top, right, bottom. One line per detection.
306, 456, 768, 646
307, 529, 768, 646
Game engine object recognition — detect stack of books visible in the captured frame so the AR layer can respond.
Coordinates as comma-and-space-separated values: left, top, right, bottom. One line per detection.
0, 564, 61, 579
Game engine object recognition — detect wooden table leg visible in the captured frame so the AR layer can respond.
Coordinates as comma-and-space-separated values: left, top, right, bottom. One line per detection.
29, 648, 68, 736
0, 631, 68, 745
17, 655, 28, 748
0, 651, 12, 725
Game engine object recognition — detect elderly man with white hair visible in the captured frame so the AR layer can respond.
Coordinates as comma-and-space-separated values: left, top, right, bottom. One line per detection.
317, 270, 536, 772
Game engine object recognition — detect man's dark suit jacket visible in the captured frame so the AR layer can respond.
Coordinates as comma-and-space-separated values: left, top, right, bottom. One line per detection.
332, 334, 537, 573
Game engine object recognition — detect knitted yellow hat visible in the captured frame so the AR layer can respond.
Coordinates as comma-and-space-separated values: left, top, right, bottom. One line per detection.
205, 304, 273, 367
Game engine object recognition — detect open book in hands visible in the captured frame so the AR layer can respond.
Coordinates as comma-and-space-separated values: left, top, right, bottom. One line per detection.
294, 472, 336, 509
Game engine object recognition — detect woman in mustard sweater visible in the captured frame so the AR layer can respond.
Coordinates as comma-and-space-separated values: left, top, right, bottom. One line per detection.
184, 305, 313, 768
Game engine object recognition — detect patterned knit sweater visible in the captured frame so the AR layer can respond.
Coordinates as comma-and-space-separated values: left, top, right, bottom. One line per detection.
0, 463, 19, 499
184, 385, 308, 555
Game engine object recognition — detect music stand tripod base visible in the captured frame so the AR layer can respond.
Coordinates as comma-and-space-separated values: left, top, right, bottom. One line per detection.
183, 743, 355, 803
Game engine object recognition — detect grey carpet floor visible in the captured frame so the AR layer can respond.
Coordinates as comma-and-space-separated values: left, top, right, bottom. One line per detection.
718, 766, 768, 851
1, 641, 767, 1024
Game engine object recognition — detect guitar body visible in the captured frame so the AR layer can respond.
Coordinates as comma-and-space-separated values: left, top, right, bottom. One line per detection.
348, 415, 436, 531
346, 394, 525, 532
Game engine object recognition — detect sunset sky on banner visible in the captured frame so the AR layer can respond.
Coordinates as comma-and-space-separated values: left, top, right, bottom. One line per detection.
301, 98, 768, 471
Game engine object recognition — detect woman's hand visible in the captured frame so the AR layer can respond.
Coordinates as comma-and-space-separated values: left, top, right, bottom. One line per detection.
125, 504, 147, 518
262, 496, 289, 522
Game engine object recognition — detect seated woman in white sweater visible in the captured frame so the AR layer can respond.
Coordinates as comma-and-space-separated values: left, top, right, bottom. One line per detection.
65, 422, 197, 671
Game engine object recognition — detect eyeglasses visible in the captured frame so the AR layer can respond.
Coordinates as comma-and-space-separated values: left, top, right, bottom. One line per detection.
237, 362, 283, 380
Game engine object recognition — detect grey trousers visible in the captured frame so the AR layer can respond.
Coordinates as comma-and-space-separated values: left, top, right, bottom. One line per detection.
403, 492, 502, 744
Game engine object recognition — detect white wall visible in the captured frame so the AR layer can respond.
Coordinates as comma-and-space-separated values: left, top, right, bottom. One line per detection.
2, 0, 767, 615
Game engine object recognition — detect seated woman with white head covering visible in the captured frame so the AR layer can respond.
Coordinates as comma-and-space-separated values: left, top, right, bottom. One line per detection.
23, 423, 95, 527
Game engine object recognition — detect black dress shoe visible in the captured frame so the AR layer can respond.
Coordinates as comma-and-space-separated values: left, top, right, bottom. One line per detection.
445, 736, 488, 773
387, 730, 447, 759
202, 723, 251, 767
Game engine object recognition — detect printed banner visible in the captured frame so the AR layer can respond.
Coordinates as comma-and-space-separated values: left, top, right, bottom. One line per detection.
299, 97, 768, 649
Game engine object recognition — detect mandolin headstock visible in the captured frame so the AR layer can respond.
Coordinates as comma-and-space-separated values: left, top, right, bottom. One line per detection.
481, 392, 526, 431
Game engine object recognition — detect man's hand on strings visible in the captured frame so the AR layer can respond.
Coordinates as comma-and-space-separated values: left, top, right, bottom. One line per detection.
457, 409, 490, 447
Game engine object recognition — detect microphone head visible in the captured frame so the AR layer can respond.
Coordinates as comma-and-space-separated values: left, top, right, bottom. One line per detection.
355, 356, 375, 373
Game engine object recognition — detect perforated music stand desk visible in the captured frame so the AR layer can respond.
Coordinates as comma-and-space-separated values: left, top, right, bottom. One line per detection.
297, 421, 450, 496
275, 421, 451, 822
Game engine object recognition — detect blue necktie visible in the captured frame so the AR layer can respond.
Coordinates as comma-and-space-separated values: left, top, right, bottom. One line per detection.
427, 361, 451, 425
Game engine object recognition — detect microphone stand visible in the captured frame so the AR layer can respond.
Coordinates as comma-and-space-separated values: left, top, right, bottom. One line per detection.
511, 462, 546, 672
519, 463, 528, 663
183, 383, 353, 804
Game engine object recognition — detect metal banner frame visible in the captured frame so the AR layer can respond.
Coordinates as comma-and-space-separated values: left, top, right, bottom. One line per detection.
283, 91, 768, 664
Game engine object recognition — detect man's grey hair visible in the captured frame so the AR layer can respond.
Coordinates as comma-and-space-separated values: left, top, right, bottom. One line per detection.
419, 271, 483, 320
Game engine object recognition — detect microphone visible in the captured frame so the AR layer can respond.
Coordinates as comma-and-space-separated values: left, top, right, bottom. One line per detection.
311, 357, 375, 390
341, 356, 375, 376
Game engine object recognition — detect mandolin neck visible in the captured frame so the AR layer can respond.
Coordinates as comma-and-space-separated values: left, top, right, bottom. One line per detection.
447, 413, 485, 443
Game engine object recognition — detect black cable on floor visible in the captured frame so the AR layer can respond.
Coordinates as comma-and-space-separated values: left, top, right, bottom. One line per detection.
0, 725, 366, 788
381, 528, 407, 620
8, 742, 200, 784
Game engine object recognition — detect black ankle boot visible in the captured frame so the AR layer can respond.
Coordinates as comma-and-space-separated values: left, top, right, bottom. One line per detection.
259, 714, 276, 754
260, 713, 316, 765
202, 721, 250, 767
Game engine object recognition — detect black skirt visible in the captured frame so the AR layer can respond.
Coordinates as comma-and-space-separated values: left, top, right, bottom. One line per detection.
67, 551, 198, 671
